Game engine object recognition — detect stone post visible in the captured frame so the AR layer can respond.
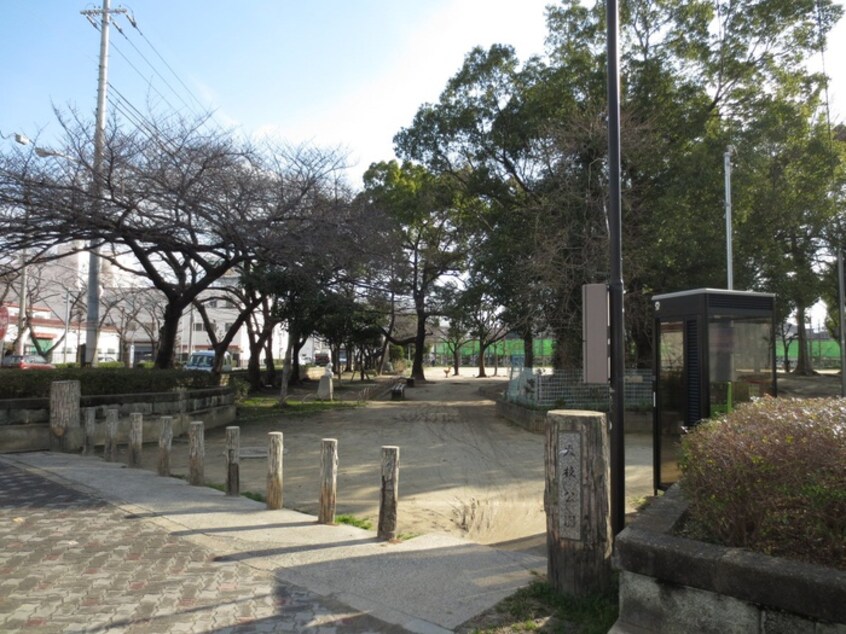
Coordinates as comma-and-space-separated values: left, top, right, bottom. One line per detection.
188, 421, 205, 486
128, 413, 143, 468
378, 445, 400, 541
49, 380, 82, 452
82, 407, 97, 456
317, 366, 334, 401
158, 417, 173, 476
545, 410, 613, 597
266, 432, 284, 510
225, 426, 240, 496
104, 409, 119, 462
318, 438, 338, 524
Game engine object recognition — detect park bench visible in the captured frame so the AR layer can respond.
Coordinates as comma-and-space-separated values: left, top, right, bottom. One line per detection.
391, 382, 406, 400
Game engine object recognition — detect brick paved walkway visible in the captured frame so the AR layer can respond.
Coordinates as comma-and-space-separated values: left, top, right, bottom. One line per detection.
0, 461, 406, 633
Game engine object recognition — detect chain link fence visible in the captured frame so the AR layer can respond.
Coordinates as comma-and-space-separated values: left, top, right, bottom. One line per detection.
504, 367, 652, 411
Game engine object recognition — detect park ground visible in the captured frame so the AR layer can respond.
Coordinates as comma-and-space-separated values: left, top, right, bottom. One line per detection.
129, 367, 840, 632
137, 367, 840, 553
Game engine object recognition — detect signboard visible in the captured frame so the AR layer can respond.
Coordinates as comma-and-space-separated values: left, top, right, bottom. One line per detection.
0, 306, 8, 342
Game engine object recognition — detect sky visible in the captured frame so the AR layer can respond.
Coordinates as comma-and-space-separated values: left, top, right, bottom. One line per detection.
1, 0, 550, 183
2, 1, 845, 189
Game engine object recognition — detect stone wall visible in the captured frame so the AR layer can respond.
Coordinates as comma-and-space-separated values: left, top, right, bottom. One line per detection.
0, 387, 236, 453
611, 486, 846, 633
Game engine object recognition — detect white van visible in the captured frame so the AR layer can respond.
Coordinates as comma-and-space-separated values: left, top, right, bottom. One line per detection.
184, 350, 232, 372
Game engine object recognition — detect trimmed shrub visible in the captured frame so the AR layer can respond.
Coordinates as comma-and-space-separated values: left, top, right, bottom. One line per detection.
0, 368, 218, 399
680, 397, 846, 570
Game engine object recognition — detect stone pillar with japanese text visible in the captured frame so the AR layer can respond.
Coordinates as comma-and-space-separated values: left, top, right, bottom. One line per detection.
544, 410, 612, 596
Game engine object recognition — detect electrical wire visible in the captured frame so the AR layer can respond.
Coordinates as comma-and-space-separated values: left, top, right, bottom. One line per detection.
111, 17, 207, 121
84, 9, 223, 136
119, 13, 213, 118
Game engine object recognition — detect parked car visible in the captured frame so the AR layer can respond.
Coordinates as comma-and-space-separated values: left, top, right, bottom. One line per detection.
183, 350, 232, 372
314, 351, 331, 366
1, 354, 55, 370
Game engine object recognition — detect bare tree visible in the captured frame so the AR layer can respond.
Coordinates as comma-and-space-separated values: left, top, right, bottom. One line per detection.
0, 111, 348, 368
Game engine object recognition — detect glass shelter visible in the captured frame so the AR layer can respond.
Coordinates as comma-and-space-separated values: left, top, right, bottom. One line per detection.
652, 288, 776, 491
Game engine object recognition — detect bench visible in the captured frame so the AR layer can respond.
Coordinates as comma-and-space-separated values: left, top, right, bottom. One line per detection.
391, 382, 406, 400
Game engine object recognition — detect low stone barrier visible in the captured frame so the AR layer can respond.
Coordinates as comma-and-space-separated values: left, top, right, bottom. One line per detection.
0, 387, 235, 453
611, 485, 846, 633
496, 398, 651, 434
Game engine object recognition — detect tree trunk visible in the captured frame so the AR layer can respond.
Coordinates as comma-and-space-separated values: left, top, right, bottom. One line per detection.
452, 348, 460, 376
264, 335, 277, 386
278, 338, 294, 404
794, 305, 815, 375
412, 299, 427, 381
477, 342, 489, 378
523, 330, 535, 369
155, 302, 185, 369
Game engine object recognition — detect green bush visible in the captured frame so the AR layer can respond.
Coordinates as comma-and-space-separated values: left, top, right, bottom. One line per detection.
680, 398, 846, 569
0, 368, 219, 399
228, 375, 251, 402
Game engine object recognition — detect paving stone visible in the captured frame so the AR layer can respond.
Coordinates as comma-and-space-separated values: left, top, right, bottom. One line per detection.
0, 460, 407, 633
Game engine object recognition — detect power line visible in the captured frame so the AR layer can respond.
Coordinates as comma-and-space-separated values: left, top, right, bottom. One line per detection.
84, 8, 223, 134
110, 17, 207, 120
120, 13, 214, 118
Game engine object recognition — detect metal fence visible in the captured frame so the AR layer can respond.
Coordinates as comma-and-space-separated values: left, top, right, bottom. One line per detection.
505, 367, 652, 411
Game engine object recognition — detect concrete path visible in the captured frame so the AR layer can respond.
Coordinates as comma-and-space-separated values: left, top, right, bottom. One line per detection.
1, 451, 545, 633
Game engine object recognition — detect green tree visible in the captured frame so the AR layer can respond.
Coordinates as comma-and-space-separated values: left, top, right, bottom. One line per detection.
361, 161, 470, 381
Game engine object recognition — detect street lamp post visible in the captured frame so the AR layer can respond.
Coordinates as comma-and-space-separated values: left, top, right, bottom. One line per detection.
724, 146, 735, 290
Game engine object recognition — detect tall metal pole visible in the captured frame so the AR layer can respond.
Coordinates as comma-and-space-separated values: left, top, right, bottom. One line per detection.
81, 0, 124, 367
606, 0, 626, 536
838, 250, 846, 397
14, 253, 27, 355
724, 147, 734, 290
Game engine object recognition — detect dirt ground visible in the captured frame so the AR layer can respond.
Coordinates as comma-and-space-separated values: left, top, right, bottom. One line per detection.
132, 368, 655, 555
131, 369, 843, 556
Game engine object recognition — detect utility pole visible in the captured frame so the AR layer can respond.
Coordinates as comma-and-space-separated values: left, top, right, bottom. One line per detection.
80, 0, 126, 366
14, 253, 27, 356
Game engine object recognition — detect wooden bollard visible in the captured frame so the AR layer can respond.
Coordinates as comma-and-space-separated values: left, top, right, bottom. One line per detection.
378, 445, 400, 541
128, 413, 143, 468
158, 417, 173, 476
266, 432, 284, 510
188, 421, 205, 486
104, 409, 118, 462
49, 380, 81, 452
318, 438, 338, 524
545, 410, 612, 597
82, 407, 97, 456
225, 426, 240, 496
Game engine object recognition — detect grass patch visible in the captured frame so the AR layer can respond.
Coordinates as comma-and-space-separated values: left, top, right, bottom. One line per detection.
280, 400, 359, 415
205, 482, 266, 503
458, 578, 618, 634
237, 394, 359, 424
335, 514, 373, 530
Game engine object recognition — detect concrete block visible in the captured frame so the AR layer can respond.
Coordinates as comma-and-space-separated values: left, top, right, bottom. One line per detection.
618, 571, 760, 634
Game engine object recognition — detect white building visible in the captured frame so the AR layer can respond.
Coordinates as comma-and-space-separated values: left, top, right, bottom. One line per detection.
2, 249, 291, 368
